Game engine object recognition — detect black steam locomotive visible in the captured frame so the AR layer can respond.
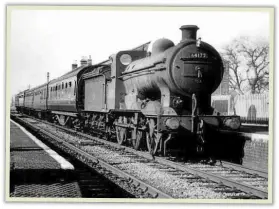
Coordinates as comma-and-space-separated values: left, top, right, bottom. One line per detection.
15, 25, 241, 157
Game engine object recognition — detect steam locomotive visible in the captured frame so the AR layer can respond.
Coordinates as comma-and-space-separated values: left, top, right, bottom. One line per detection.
15, 25, 241, 157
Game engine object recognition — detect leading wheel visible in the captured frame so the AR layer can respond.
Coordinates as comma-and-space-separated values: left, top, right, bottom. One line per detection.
146, 119, 161, 155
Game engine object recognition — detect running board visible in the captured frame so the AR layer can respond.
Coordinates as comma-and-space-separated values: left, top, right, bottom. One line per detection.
51, 111, 78, 117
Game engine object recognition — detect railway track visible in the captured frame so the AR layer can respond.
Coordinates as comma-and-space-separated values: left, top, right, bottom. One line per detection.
11, 114, 268, 199
10, 120, 135, 198
42, 147, 136, 198
11, 115, 172, 198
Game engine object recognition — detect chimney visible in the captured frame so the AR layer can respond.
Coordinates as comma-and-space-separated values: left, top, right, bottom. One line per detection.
80, 56, 88, 66
88, 55, 92, 65
180, 25, 199, 41
47, 72, 49, 82
72, 60, 78, 70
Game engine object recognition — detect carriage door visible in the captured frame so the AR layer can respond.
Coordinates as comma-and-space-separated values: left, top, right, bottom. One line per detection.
84, 75, 106, 111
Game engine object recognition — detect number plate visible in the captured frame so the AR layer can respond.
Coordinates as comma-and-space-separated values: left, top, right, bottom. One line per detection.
188, 53, 208, 58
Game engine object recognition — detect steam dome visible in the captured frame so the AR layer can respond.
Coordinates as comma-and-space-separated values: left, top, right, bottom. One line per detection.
151, 38, 174, 55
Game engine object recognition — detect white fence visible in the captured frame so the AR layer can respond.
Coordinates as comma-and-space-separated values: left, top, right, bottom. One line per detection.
212, 94, 269, 124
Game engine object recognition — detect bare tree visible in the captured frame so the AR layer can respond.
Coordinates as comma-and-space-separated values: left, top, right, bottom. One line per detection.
221, 37, 269, 94
222, 42, 246, 94
238, 37, 269, 94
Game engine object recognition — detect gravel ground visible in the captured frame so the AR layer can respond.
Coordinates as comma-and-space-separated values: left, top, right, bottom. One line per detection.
79, 145, 247, 199
184, 163, 268, 191
34, 121, 264, 199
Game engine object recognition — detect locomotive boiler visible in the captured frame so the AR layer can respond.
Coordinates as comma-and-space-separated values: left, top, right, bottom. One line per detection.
15, 25, 241, 158
122, 25, 223, 115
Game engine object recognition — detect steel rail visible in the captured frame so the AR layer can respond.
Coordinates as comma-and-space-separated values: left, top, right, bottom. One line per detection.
12, 116, 172, 199
12, 114, 268, 199
153, 157, 268, 199
63, 126, 269, 199
221, 161, 268, 179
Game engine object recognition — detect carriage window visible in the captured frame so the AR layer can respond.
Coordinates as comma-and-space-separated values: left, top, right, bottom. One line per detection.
62, 83, 64, 89
69, 82, 72, 88
65, 83, 67, 88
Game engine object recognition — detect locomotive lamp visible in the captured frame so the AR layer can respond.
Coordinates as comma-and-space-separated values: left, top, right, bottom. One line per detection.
196, 37, 201, 47
165, 118, 180, 130
223, 117, 241, 130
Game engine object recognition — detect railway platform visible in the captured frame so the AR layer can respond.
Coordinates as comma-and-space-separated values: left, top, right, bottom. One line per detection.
219, 124, 269, 172
240, 124, 268, 135
10, 120, 81, 197
238, 125, 269, 172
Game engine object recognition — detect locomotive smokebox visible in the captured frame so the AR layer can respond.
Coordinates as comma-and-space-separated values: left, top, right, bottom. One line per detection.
180, 25, 199, 41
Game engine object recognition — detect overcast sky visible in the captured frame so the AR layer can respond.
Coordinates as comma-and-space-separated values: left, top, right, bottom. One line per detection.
10, 8, 270, 96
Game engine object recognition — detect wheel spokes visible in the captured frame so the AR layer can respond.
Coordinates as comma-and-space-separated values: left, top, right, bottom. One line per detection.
132, 130, 144, 150
146, 119, 161, 155
116, 127, 126, 145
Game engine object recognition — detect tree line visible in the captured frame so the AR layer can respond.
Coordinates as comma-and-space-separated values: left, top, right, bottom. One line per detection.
221, 36, 269, 94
